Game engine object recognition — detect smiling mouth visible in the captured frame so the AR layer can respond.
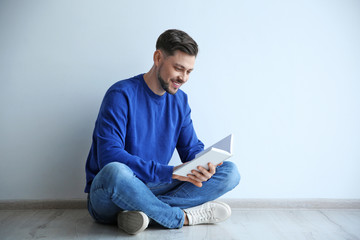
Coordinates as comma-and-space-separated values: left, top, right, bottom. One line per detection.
172, 80, 182, 88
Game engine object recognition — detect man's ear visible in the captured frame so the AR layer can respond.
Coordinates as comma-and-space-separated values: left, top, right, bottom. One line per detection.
153, 50, 162, 67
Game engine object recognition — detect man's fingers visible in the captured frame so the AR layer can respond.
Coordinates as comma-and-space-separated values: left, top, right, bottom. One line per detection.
172, 161, 221, 187
208, 163, 216, 175
196, 163, 216, 179
188, 170, 206, 182
191, 169, 209, 181
186, 176, 203, 187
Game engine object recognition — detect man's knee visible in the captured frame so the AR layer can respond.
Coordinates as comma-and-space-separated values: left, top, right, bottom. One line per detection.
95, 162, 135, 189
102, 162, 132, 176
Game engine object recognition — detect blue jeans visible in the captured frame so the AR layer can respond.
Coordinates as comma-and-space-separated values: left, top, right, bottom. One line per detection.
87, 161, 240, 229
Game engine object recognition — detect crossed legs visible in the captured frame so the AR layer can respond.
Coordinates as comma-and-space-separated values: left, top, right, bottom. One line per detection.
87, 161, 240, 229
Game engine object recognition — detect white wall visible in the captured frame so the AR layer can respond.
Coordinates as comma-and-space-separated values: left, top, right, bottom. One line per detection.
0, 0, 359, 200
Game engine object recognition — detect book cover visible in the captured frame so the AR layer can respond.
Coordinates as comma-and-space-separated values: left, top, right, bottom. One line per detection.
173, 134, 233, 177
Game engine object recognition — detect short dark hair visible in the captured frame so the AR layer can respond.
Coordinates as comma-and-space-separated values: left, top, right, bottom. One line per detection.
156, 29, 198, 57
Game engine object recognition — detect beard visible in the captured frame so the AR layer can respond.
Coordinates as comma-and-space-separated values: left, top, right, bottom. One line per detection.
157, 66, 178, 95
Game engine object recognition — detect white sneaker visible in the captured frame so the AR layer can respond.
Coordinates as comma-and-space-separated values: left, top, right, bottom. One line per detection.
184, 201, 232, 225
117, 211, 149, 235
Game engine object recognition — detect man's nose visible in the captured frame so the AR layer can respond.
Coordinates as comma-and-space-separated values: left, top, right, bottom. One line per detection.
179, 72, 188, 82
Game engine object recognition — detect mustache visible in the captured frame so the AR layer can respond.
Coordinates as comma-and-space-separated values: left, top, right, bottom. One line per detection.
172, 78, 185, 84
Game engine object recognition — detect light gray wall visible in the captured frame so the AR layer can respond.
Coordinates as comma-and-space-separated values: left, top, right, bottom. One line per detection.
1, 0, 359, 200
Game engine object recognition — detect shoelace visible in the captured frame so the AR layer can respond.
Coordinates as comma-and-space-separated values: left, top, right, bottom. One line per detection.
189, 206, 216, 225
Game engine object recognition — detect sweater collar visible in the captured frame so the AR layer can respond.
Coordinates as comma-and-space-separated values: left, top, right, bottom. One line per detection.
140, 74, 167, 102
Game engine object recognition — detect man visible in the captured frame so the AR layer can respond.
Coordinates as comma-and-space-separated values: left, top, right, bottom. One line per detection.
85, 29, 240, 235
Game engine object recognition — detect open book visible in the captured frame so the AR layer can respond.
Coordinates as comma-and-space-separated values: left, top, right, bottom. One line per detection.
173, 134, 233, 177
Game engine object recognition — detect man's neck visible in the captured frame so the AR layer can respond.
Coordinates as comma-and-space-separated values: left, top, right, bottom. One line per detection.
143, 67, 165, 96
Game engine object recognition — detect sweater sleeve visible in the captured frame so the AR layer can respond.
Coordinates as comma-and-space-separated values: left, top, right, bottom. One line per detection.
95, 90, 173, 183
176, 96, 204, 163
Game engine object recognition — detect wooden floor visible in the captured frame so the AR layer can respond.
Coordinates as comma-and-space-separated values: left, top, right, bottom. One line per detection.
1, 208, 360, 240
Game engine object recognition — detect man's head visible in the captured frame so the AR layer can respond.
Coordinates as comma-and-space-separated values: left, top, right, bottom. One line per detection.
152, 29, 198, 95
156, 29, 198, 57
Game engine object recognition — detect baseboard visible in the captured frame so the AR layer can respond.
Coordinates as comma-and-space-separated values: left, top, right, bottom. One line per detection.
1, 198, 359, 210
0, 199, 87, 210
220, 198, 360, 209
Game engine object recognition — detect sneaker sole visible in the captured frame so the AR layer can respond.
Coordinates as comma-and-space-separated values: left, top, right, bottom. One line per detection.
117, 211, 149, 235
211, 201, 232, 223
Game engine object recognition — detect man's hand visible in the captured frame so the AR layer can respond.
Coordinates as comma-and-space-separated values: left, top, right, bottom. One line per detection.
172, 162, 223, 187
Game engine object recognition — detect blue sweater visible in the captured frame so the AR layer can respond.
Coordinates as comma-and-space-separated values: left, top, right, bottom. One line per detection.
84, 74, 204, 193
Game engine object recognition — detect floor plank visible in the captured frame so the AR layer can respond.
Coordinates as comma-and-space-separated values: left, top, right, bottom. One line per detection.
0, 209, 359, 240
